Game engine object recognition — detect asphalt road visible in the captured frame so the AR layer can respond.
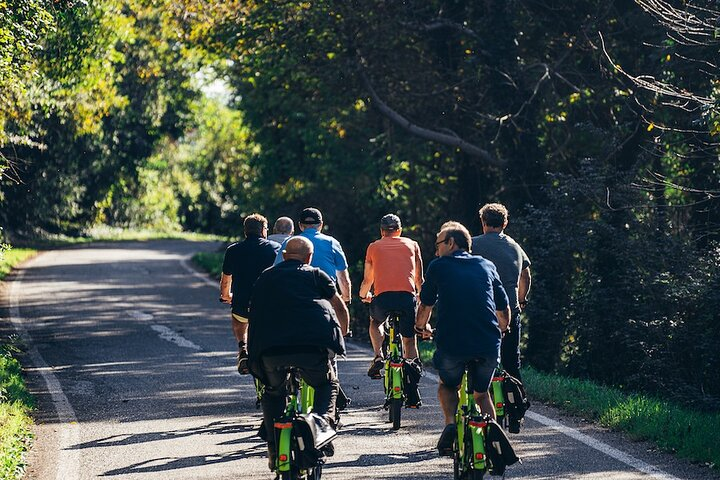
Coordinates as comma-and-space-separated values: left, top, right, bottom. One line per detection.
2, 240, 718, 479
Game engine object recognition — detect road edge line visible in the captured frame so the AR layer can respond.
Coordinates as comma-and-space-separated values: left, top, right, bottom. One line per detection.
179, 255, 218, 288
8, 257, 80, 480
344, 342, 680, 480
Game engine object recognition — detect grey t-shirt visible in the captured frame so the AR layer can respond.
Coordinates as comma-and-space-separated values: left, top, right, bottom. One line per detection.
471, 232, 530, 309
268, 233, 291, 244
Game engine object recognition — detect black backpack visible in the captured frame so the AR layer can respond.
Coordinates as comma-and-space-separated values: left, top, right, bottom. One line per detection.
484, 417, 520, 476
502, 373, 530, 432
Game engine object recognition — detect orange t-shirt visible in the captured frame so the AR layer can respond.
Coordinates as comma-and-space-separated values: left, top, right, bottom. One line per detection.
365, 236, 422, 295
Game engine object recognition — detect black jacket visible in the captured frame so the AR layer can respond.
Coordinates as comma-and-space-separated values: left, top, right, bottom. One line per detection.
247, 260, 346, 364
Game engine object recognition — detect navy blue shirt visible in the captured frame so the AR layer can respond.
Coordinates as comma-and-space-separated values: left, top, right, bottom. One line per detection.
222, 235, 281, 316
420, 251, 509, 359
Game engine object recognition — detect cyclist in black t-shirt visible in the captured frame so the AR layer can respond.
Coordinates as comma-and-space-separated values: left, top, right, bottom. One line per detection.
219, 213, 280, 374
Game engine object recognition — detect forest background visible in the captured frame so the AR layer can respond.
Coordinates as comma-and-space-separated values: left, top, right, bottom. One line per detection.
1, 0, 719, 413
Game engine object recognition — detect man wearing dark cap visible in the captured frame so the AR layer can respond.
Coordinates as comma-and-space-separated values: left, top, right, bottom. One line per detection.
274, 207, 352, 303
359, 214, 425, 407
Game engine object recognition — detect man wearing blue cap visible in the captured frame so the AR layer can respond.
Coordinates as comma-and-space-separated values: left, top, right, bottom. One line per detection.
274, 207, 352, 303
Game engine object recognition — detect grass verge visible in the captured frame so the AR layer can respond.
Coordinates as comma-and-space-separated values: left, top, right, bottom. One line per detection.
0, 339, 34, 480
9, 227, 227, 249
0, 249, 37, 281
192, 252, 224, 280
523, 366, 719, 468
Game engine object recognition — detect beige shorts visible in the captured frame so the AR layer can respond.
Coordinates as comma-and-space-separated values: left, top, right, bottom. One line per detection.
232, 313, 249, 323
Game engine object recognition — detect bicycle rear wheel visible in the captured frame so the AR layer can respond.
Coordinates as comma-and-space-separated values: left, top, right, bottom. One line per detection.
390, 398, 402, 429
470, 469, 484, 479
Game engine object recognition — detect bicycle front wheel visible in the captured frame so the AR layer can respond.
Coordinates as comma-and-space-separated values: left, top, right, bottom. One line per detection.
453, 450, 461, 480
390, 398, 402, 429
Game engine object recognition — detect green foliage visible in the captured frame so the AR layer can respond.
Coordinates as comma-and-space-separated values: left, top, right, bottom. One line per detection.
0, 248, 36, 281
192, 252, 224, 280
0, 338, 35, 480
524, 366, 720, 468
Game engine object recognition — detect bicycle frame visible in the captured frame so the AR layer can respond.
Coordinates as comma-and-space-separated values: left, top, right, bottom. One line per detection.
383, 314, 404, 403
455, 366, 488, 477
490, 373, 506, 422
275, 371, 316, 476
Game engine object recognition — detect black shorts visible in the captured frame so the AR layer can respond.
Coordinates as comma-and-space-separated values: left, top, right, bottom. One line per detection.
369, 291, 416, 338
433, 350, 497, 393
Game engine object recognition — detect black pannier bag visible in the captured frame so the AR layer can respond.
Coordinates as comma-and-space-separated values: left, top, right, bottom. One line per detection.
290, 413, 337, 469
502, 373, 530, 433
484, 417, 520, 476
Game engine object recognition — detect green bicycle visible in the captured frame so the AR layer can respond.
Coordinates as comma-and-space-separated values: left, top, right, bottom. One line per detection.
453, 361, 490, 480
490, 371, 507, 429
382, 310, 405, 429
274, 368, 326, 480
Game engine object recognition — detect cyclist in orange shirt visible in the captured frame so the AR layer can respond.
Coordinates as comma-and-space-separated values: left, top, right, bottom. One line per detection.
359, 214, 424, 407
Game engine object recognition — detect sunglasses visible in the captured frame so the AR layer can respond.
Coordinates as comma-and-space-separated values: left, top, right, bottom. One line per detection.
435, 237, 450, 247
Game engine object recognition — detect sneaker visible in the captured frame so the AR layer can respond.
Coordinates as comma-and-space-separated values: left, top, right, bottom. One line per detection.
367, 356, 384, 379
237, 349, 250, 375
437, 423, 457, 456
336, 386, 351, 411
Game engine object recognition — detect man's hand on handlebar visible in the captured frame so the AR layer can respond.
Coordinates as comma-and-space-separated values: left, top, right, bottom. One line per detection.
414, 323, 433, 340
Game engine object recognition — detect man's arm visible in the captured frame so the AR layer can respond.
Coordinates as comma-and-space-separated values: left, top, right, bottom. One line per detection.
220, 273, 232, 303
329, 294, 350, 335
414, 244, 424, 294
358, 260, 374, 301
518, 267, 531, 309
336, 269, 352, 303
414, 303, 434, 339
496, 306, 511, 332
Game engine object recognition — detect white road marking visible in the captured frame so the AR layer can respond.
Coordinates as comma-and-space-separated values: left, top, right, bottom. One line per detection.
128, 310, 153, 321
8, 257, 81, 480
150, 324, 202, 350
344, 342, 680, 480
525, 411, 681, 480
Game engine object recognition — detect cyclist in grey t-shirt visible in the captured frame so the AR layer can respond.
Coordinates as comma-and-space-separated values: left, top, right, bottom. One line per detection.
471, 203, 531, 381
267, 216, 294, 244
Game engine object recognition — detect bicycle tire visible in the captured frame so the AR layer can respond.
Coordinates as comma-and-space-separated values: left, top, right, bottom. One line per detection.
470, 469, 484, 480
453, 449, 462, 480
390, 398, 402, 429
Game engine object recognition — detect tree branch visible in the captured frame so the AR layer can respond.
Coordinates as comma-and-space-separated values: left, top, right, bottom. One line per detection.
357, 68, 506, 166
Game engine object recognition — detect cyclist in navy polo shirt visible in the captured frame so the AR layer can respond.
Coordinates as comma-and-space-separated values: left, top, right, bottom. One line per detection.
414, 221, 510, 456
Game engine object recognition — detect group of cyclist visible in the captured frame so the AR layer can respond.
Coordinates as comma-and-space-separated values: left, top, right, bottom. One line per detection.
219, 203, 531, 474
